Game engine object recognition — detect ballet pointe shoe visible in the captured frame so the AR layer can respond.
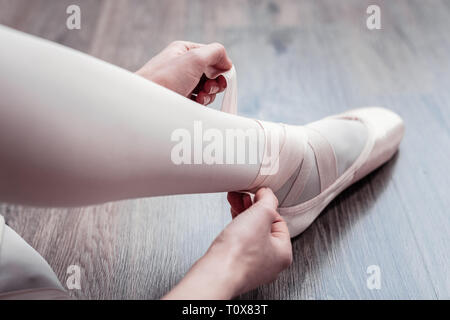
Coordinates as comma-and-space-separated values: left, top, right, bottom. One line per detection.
0, 215, 69, 299
220, 67, 405, 237
276, 107, 404, 237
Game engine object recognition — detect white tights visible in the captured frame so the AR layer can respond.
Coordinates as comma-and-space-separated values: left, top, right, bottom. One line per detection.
0, 25, 266, 207
0, 25, 368, 296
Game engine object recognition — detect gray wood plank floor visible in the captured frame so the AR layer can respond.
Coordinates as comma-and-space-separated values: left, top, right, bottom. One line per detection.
0, 0, 449, 299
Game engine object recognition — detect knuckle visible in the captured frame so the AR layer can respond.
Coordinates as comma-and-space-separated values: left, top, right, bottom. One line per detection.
187, 50, 205, 65
209, 42, 226, 60
210, 42, 225, 51
264, 206, 279, 219
169, 40, 184, 47
255, 202, 275, 213
269, 209, 279, 220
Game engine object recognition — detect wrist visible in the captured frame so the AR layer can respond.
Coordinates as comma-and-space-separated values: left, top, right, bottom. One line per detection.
198, 248, 245, 298
163, 247, 244, 300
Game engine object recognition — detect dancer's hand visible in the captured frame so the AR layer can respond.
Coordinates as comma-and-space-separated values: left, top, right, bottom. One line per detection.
136, 41, 232, 105
162, 188, 292, 299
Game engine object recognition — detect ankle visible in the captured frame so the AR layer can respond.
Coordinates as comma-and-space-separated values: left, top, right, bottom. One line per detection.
246, 121, 306, 194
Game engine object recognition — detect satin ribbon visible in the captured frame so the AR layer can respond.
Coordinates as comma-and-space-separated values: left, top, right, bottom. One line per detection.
219, 65, 238, 114
218, 66, 306, 192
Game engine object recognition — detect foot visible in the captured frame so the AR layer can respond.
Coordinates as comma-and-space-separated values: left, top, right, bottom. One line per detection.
275, 118, 368, 206
246, 107, 404, 237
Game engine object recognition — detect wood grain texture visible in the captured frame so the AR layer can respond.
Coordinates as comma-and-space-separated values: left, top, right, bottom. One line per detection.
0, 0, 449, 299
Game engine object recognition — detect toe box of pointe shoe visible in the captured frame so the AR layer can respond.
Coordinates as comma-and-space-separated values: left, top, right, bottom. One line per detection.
337, 107, 405, 182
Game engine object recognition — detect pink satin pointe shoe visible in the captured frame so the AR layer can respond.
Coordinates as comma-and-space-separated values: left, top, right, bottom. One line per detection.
220, 67, 405, 237
276, 107, 404, 237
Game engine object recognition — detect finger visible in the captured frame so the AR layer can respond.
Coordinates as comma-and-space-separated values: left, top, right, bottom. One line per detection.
169, 40, 205, 51
227, 192, 249, 215
227, 192, 245, 214
271, 213, 291, 240
196, 91, 211, 106
227, 192, 253, 219
190, 93, 197, 101
203, 79, 220, 94
253, 187, 279, 212
198, 92, 215, 105
191, 43, 233, 78
242, 193, 252, 210
208, 94, 216, 105
216, 75, 227, 92
191, 74, 208, 95
230, 207, 239, 219
241, 188, 279, 230
196, 91, 215, 105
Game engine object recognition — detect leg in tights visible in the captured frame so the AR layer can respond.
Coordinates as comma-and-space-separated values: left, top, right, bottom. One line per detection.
0, 25, 370, 296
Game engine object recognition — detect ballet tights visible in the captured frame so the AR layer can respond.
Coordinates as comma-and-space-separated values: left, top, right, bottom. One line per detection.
0, 25, 368, 208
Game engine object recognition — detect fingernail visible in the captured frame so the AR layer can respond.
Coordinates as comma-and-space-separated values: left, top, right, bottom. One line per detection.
209, 85, 219, 94
203, 95, 211, 105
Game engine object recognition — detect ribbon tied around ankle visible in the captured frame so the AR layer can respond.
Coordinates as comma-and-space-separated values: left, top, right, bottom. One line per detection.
218, 66, 307, 193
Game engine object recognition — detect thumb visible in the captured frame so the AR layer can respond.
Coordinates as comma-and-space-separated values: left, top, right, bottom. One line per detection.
242, 188, 279, 231
191, 42, 232, 78
253, 187, 279, 211
254, 189, 291, 241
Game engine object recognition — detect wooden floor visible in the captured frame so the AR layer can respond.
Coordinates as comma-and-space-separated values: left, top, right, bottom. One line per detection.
0, 0, 449, 299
